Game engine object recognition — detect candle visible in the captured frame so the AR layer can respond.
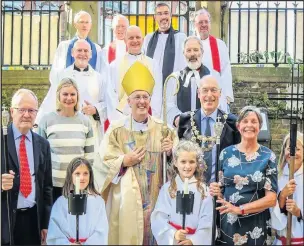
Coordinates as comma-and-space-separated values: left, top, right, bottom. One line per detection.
183, 178, 189, 195
75, 176, 80, 195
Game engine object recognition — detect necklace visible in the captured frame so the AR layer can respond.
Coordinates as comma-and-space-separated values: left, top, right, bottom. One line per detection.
190, 111, 228, 152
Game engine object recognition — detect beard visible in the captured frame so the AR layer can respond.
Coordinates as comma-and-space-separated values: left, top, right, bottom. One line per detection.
187, 59, 201, 70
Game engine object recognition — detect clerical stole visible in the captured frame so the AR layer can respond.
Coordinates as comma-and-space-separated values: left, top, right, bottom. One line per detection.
209, 35, 221, 73
100, 116, 177, 245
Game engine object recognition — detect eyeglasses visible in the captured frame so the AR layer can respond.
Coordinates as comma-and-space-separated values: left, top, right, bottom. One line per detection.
200, 88, 221, 94
196, 20, 210, 25
77, 21, 91, 25
132, 95, 151, 101
156, 11, 170, 17
14, 108, 38, 115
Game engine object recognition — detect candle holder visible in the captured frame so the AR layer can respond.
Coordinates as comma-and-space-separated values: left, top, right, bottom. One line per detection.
68, 191, 88, 243
176, 190, 194, 229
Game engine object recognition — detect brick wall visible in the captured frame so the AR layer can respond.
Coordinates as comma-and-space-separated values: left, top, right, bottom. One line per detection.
2, 66, 302, 156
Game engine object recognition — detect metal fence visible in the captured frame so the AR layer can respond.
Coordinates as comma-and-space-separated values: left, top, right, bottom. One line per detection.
98, 1, 196, 46
1, 1, 64, 69
227, 1, 303, 66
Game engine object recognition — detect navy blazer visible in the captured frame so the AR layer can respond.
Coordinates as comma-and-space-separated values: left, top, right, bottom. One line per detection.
178, 109, 241, 153
1, 124, 53, 244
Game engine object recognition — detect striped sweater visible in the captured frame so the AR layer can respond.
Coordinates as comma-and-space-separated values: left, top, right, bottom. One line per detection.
37, 111, 94, 187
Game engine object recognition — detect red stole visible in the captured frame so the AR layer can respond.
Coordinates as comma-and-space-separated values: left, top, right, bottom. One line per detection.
107, 42, 116, 64
209, 35, 221, 73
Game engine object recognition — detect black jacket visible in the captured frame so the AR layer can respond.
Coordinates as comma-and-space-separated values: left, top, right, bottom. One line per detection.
178, 109, 241, 152
1, 124, 53, 244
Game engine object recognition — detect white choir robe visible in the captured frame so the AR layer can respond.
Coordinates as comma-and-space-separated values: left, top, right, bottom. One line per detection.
96, 39, 127, 75
50, 37, 101, 84
143, 32, 187, 80
166, 72, 201, 127
270, 164, 303, 245
106, 53, 163, 120
151, 175, 213, 245
46, 195, 109, 245
36, 64, 116, 163
201, 36, 234, 113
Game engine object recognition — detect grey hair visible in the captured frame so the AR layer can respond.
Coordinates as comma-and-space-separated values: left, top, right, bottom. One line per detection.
183, 36, 204, 54
155, 2, 171, 13
237, 106, 263, 130
74, 10, 92, 24
11, 88, 38, 108
198, 75, 221, 89
194, 8, 211, 24
72, 39, 91, 50
112, 14, 129, 29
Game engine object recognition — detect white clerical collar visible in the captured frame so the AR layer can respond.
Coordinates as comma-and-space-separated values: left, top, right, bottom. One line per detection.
128, 52, 142, 57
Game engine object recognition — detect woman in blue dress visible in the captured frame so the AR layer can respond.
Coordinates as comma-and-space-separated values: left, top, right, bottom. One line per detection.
210, 106, 278, 245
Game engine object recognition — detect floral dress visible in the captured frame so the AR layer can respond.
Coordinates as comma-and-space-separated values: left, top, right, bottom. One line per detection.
217, 145, 278, 245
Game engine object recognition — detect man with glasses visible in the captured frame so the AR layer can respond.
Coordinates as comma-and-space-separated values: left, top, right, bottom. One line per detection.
143, 2, 187, 85
50, 11, 101, 83
178, 75, 240, 184
107, 25, 163, 121
166, 36, 210, 128
95, 61, 177, 245
96, 14, 129, 72
1, 89, 52, 245
194, 8, 234, 113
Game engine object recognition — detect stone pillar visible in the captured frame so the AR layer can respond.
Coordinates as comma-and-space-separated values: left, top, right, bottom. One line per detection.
67, 1, 99, 43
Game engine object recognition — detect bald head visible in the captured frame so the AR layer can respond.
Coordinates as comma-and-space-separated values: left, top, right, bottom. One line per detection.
125, 25, 143, 55
199, 75, 220, 89
198, 75, 222, 115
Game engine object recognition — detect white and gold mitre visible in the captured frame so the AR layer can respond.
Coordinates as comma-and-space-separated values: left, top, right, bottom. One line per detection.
122, 61, 155, 96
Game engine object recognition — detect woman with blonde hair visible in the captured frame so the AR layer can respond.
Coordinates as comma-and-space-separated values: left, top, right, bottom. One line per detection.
151, 140, 213, 245
37, 78, 94, 202
271, 131, 303, 245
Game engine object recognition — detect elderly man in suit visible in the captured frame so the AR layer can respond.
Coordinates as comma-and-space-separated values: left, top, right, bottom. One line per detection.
178, 75, 240, 184
1, 89, 52, 245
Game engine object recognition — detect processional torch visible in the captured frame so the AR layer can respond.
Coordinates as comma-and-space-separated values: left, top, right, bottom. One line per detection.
68, 177, 88, 243
176, 178, 194, 230
211, 116, 224, 245
286, 124, 297, 244
162, 73, 180, 184
2, 105, 13, 245
286, 62, 300, 245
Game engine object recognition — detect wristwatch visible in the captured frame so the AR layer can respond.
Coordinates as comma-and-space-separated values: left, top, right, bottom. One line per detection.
239, 205, 247, 215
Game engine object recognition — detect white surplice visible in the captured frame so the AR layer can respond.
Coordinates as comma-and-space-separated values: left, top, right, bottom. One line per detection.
50, 37, 101, 84
46, 195, 108, 245
143, 32, 187, 81
166, 70, 202, 127
271, 164, 303, 245
36, 64, 116, 163
151, 175, 213, 245
106, 53, 163, 120
96, 39, 127, 75
201, 36, 234, 113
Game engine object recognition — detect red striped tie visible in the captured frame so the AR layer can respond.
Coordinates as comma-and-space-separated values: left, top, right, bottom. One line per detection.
19, 135, 32, 198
